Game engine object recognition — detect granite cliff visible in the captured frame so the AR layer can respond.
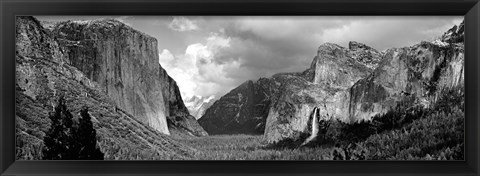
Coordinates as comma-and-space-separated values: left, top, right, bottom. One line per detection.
15, 16, 200, 160
349, 21, 464, 121
264, 42, 382, 143
51, 19, 207, 137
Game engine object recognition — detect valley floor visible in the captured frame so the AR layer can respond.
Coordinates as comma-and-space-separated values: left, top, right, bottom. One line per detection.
177, 135, 334, 160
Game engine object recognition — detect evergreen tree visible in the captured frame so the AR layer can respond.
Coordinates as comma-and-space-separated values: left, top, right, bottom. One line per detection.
75, 107, 104, 160
42, 96, 104, 160
42, 96, 76, 160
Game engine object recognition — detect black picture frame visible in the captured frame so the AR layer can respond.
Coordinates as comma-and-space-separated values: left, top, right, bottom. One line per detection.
1, 0, 479, 175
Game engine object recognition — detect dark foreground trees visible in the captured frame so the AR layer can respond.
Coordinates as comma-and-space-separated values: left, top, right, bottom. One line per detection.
42, 96, 104, 160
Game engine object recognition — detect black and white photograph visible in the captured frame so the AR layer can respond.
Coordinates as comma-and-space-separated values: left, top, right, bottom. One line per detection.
15, 16, 465, 160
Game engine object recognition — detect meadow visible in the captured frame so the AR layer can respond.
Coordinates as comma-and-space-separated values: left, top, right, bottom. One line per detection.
178, 135, 335, 160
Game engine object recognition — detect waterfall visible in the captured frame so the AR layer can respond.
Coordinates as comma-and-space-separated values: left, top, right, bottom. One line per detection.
301, 107, 319, 146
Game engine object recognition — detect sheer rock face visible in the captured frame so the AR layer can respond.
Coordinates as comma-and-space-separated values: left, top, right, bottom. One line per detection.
264, 42, 379, 143
51, 19, 207, 136
15, 16, 198, 160
310, 42, 377, 88
52, 19, 169, 134
348, 41, 383, 70
349, 27, 464, 121
158, 67, 208, 137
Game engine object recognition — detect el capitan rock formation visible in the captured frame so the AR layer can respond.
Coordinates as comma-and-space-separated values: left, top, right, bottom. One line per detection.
51, 19, 207, 137
15, 16, 200, 160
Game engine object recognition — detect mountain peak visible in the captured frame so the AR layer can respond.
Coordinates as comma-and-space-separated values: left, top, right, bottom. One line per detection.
318, 42, 343, 51
347, 41, 382, 70
348, 41, 374, 51
441, 20, 464, 43
55, 18, 155, 42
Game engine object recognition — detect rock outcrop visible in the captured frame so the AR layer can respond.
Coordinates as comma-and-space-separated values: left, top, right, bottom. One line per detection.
349, 22, 464, 121
264, 42, 381, 143
51, 19, 206, 136
15, 16, 198, 160
158, 67, 208, 137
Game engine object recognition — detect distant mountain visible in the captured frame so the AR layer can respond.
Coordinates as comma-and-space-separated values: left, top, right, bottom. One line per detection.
200, 21, 464, 145
185, 96, 216, 120
198, 78, 275, 134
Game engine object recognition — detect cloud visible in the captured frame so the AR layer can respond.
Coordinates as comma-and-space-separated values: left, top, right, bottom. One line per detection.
159, 49, 174, 64
204, 17, 346, 79
159, 32, 244, 100
168, 16, 199, 32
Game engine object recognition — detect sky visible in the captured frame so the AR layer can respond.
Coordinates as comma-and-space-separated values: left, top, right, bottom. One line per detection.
36, 16, 463, 102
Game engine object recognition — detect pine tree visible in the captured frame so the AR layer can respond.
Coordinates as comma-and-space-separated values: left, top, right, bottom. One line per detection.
42, 96, 76, 160
75, 107, 104, 160
42, 96, 104, 160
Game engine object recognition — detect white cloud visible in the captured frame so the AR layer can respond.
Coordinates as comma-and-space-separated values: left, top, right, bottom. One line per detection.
159, 49, 174, 64
168, 16, 199, 32
158, 32, 243, 101
159, 49, 197, 100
